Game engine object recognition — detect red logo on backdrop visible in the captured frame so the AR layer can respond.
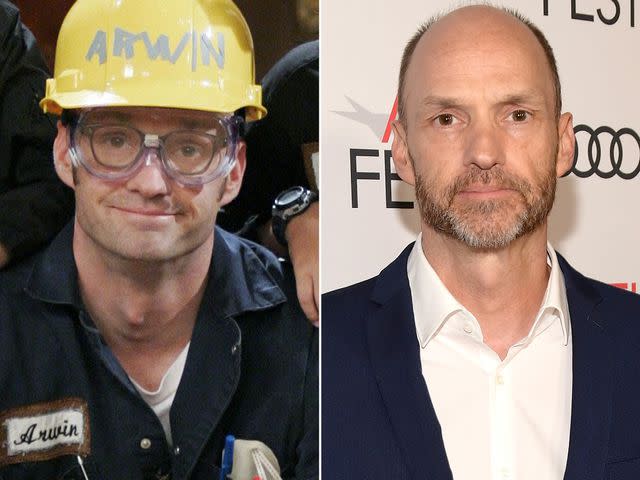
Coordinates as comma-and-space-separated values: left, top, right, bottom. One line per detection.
381, 96, 398, 143
611, 282, 638, 294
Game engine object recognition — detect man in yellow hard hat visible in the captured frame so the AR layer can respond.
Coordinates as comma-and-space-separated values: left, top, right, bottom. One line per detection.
0, 1, 317, 479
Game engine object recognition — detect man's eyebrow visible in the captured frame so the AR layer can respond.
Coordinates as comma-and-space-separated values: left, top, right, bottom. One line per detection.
83, 111, 220, 130
496, 91, 547, 107
169, 112, 228, 130
179, 118, 218, 130
418, 95, 463, 110
87, 111, 132, 123
418, 91, 547, 110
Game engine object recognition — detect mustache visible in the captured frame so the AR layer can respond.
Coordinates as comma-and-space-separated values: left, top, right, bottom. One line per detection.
445, 167, 533, 201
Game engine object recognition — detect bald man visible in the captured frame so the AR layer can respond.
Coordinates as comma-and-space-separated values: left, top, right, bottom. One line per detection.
322, 5, 640, 480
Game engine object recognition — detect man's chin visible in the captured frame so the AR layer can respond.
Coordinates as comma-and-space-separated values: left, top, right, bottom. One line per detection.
448, 226, 522, 250
451, 195, 520, 215
440, 209, 530, 250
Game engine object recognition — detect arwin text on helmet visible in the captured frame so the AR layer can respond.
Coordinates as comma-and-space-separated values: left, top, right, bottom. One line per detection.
85, 28, 225, 71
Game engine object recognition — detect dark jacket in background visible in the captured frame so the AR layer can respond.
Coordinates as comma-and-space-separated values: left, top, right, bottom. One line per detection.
0, 1, 73, 262
218, 40, 319, 235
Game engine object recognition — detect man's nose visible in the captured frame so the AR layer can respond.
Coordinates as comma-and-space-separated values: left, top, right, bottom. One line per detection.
464, 119, 505, 170
124, 148, 171, 197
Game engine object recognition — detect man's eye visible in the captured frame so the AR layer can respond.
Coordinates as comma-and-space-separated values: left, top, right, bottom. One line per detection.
108, 136, 126, 148
93, 127, 135, 149
511, 110, 530, 122
180, 145, 199, 157
435, 113, 456, 126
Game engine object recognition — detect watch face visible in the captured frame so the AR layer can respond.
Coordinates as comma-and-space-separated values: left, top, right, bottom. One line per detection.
277, 187, 304, 207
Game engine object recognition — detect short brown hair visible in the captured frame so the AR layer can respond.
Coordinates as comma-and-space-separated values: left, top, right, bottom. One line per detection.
397, 6, 562, 122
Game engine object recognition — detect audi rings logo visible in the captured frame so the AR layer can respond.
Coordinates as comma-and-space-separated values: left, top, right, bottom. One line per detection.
567, 125, 640, 179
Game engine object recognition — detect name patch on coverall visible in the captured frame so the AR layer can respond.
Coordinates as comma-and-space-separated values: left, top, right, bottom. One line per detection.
0, 398, 90, 465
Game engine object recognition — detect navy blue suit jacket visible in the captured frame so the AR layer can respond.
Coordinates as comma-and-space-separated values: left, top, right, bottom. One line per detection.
323, 244, 640, 480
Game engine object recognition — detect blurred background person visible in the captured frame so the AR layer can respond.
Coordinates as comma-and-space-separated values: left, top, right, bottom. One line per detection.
0, 0, 73, 268
219, 40, 319, 325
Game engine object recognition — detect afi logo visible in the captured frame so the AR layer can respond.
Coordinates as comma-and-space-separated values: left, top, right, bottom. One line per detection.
347, 95, 412, 209
381, 96, 398, 143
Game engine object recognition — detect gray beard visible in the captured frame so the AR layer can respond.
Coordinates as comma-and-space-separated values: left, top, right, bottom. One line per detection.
413, 160, 556, 250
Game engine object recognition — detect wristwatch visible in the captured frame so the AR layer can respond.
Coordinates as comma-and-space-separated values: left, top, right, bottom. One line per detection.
272, 186, 318, 246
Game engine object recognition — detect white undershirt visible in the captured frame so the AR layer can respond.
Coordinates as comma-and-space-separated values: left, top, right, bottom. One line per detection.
130, 342, 190, 446
407, 235, 572, 480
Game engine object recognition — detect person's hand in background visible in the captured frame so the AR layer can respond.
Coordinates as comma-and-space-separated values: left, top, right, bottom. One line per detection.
285, 202, 319, 326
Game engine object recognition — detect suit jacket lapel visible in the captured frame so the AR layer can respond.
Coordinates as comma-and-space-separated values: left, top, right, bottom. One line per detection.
366, 244, 453, 480
559, 254, 613, 480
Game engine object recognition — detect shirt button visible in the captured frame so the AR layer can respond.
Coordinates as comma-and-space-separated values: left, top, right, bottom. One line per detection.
140, 438, 152, 450
231, 344, 239, 354
463, 323, 473, 334
174, 446, 181, 456
496, 374, 504, 385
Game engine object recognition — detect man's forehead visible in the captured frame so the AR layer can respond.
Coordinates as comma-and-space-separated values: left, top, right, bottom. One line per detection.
80, 107, 229, 129
418, 7, 542, 62
405, 6, 555, 105
423, 5, 532, 44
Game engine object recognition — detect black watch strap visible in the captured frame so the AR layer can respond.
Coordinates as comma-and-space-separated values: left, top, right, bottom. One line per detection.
272, 187, 318, 246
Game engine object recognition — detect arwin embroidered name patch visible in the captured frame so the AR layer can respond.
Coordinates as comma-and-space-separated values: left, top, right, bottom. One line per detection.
0, 398, 90, 465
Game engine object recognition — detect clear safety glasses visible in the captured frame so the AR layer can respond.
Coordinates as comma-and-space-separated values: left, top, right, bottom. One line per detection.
68, 111, 242, 186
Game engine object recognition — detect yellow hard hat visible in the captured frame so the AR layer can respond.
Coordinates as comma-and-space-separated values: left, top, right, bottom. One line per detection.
40, 0, 265, 122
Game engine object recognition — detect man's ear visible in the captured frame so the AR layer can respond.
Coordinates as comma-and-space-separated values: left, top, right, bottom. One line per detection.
53, 121, 75, 189
555, 112, 575, 178
218, 140, 247, 206
391, 120, 416, 186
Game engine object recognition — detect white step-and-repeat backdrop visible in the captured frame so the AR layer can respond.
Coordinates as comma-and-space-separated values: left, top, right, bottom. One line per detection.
321, 0, 639, 293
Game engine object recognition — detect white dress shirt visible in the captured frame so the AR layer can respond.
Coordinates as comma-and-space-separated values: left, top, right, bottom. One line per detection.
407, 235, 572, 480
